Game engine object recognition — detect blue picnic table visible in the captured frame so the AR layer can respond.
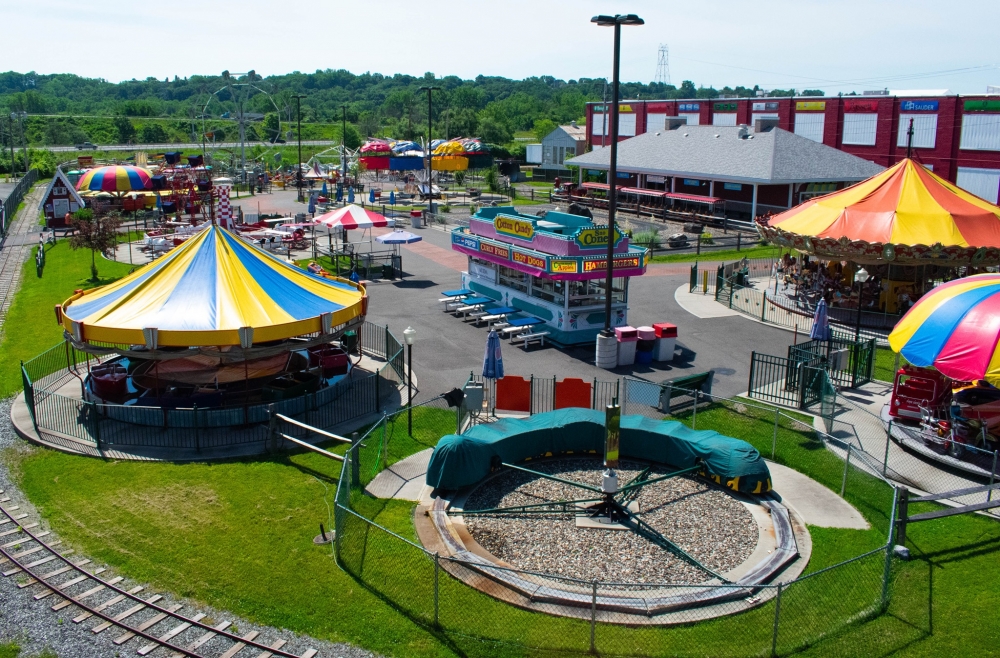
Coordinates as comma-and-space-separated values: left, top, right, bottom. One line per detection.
441, 288, 473, 298
506, 316, 542, 327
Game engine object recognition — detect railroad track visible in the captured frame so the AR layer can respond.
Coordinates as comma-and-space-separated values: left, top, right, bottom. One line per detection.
0, 187, 42, 323
0, 495, 321, 657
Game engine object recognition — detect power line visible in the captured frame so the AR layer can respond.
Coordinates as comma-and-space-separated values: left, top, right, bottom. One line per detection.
655, 44, 671, 86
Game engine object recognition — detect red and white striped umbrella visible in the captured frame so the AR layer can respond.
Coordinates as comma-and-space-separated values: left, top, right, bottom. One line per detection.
314, 204, 392, 231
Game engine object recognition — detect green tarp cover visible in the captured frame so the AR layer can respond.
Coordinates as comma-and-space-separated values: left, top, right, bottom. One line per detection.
425, 409, 771, 494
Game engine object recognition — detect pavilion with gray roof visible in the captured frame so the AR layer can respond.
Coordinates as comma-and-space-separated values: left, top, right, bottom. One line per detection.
567, 122, 886, 218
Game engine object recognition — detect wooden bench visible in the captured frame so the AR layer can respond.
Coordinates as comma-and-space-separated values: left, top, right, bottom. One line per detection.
658, 370, 714, 413
513, 331, 549, 349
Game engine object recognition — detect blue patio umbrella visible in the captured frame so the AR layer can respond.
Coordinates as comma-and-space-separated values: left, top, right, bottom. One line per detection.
336, 184, 343, 202
321, 181, 328, 196
348, 187, 355, 204
389, 190, 396, 205
483, 330, 504, 380
810, 298, 832, 340
308, 194, 316, 214
369, 188, 376, 204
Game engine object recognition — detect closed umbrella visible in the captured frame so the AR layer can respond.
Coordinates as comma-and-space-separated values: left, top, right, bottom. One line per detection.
810, 298, 832, 341
483, 330, 504, 380
308, 194, 316, 215
321, 181, 328, 196
389, 190, 396, 206
369, 188, 376, 204
348, 187, 355, 204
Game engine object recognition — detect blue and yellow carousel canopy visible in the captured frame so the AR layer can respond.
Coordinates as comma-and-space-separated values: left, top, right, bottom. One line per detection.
60, 225, 366, 347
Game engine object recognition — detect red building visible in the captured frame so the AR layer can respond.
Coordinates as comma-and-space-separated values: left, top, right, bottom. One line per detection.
586, 95, 1000, 203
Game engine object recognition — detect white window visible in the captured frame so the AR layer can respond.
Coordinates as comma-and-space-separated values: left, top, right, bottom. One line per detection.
646, 113, 666, 132
678, 112, 700, 126
896, 114, 938, 149
712, 113, 737, 126
956, 167, 1000, 204
591, 114, 607, 136
618, 113, 636, 136
794, 113, 825, 143
960, 114, 1000, 151
842, 113, 878, 146
751, 113, 779, 125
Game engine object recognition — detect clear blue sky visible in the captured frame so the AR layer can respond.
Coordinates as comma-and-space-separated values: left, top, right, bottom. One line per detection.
8, 0, 999, 94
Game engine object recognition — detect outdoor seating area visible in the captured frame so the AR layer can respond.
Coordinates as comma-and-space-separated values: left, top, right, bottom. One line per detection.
438, 288, 548, 348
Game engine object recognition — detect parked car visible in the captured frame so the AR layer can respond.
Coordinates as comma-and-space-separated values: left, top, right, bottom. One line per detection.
75, 142, 96, 150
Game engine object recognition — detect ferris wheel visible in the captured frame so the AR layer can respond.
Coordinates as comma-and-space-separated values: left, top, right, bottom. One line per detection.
199, 70, 282, 177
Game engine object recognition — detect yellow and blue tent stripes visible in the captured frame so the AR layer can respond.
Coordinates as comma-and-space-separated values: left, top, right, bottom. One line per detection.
60, 225, 366, 347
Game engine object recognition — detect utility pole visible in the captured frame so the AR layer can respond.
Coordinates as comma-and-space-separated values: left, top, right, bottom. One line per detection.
6, 115, 14, 180
341, 105, 348, 185
418, 85, 441, 212
293, 93, 307, 203
906, 118, 914, 159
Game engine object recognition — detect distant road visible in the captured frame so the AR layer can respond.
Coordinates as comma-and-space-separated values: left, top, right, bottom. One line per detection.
45, 140, 339, 153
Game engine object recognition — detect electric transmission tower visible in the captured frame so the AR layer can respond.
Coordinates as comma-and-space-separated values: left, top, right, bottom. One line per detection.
655, 44, 671, 86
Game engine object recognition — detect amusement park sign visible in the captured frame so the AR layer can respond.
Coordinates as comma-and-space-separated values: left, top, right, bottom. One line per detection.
494, 214, 535, 241
573, 226, 624, 250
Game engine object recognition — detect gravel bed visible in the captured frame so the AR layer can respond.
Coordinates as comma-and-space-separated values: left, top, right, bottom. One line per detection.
463, 458, 757, 586
0, 397, 377, 658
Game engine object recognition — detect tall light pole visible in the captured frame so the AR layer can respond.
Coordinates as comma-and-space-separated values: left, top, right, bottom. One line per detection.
293, 93, 307, 202
403, 326, 416, 435
592, 14, 643, 365
853, 267, 869, 341
341, 105, 349, 188
418, 85, 440, 213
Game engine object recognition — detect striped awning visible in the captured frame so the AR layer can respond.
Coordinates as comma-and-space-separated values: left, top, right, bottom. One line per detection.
60, 225, 366, 347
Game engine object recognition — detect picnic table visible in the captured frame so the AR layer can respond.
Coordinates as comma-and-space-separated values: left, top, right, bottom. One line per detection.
500, 316, 542, 339
472, 305, 517, 327
439, 288, 474, 311
454, 296, 495, 318
441, 288, 473, 298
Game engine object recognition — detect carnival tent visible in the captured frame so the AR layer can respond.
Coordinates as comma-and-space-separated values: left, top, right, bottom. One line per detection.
314, 204, 393, 232
59, 225, 366, 347
757, 159, 1000, 265
76, 166, 153, 193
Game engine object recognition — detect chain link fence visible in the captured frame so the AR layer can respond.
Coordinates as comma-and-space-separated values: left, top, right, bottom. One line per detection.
333, 380, 901, 656
2, 167, 38, 235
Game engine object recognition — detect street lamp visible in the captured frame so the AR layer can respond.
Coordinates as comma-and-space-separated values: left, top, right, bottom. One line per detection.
853, 267, 869, 341
418, 85, 440, 213
403, 326, 416, 434
341, 105, 349, 193
591, 13, 644, 368
292, 93, 307, 203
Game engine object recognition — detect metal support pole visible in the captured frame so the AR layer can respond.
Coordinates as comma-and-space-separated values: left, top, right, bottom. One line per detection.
770, 582, 783, 657
601, 21, 622, 338
990, 451, 997, 503
407, 343, 413, 435
268, 404, 277, 453
840, 444, 851, 497
883, 420, 892, 476
351, 431, 360, 484
590, 580, 598, 654
896, 486, 909, 548
691, 390, 698, 429
772, 407, 780, 459
882, 486, 902, 611
434, 552, 440, 627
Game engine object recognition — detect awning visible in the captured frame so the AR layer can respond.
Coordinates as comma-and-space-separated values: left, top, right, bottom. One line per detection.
666, 192, 723, 204
580, 182, 624, 191
621, 187, 667, 197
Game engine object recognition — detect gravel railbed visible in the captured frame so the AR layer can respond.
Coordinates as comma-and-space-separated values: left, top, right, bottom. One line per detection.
0, 397, 377, 658
463, 458, 757, 586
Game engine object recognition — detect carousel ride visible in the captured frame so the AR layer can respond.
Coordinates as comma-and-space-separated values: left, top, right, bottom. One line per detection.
56, 224, 367, 411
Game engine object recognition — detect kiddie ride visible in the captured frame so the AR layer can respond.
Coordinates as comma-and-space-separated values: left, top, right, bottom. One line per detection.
889, 364, 1000, 459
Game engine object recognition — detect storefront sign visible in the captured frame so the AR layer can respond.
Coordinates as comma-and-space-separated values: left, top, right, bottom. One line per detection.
964, 100, 1000, 112
587, 170, 603, 175
900, 100, 938, 111
469, 261, 495, 280
512, 250, 546, 270
714, 102, 737, 112
615, 172, 631, 179
795, 101, 826, 111
582, 256, 640, 273
683, 179, 701, 187
678, 103, 700, 112
844, 99, 879, 112
494, 214, 535, 241
723, 182, 743, 191
479, 242, 510, 260
646, 102, 669, 113
550, 260, 578, 274
453, 234, 480, 250
574, 226, 623, 250
647, 175, 666, 183
752, 102, 779, 111
618, 104, 633, 112
592, 105, 606, 112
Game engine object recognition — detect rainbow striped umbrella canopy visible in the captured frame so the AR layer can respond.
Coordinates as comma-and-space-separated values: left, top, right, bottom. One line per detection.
889, 273, 1000, 384
765, 159, 1000, 249
60, 225, 366, 347
76, 165, 152, 192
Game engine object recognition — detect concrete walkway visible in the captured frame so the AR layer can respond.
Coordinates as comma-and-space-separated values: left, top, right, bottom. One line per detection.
365, 448, 433, 501
673, 284, 740, 319
767, 461, 868, 529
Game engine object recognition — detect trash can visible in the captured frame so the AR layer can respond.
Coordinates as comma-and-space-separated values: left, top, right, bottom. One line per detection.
652, 323, 677, 362
615, 326, 638, 366
411, 210, 424, 228
342, 330, 359, 355
636, 326, 656, 364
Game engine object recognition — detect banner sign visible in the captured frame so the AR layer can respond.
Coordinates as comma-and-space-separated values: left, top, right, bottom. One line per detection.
646, 102, 669, 113
573, 226, 624, 250
844, 99, 879, 112
512, 250, 546, 270
479, 242, 510, 260
900, 100, 939, 112
964, 100, 1000, 112
550, 260, 578, 274
714, 102, 737, 112
678, 103, 700, 112
582, 256, 640, 273
753, 102, 780, 111
453, 234, 480, 250
494, 215, 535, 241
618, 104, 633, 112
795, 101, 826, 111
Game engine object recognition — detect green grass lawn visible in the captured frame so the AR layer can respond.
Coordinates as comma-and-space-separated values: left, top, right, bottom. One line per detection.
0, 240, 134, 397
650, 243, 780, 264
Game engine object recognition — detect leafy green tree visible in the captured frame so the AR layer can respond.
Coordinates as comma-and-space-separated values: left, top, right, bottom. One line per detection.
138, 123, 167, 143
478, 116, 512, 145
679, 80, 697, 98
532, 118, 557, 142
113, 115, 135, 144
69, 209, 122, 281
263, 112, 280, 142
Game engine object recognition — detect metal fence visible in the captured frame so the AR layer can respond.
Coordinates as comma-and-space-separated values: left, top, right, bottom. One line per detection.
2, 168, 38, 235
20, 321, 407, 456
460, 372, 619, 423
333, 383, 901, 657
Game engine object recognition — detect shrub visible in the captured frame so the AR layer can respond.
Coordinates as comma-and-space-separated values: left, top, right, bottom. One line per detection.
700, 231, 715, 245
632, 229, 660, 249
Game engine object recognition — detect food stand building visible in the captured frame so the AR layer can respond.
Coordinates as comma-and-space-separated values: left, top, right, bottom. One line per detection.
450, 207, 649, 345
